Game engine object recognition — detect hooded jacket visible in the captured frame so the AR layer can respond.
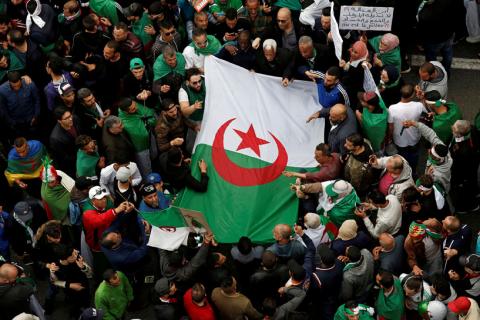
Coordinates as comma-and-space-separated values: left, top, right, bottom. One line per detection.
339, 249, 375, 302
374, 155, 414, 201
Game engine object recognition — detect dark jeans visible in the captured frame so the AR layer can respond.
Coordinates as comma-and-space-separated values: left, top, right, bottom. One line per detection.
397, 144, 420, 177
424, 36, 454, 76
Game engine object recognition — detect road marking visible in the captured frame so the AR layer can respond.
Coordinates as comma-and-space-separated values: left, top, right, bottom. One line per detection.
411, 54, 480, 70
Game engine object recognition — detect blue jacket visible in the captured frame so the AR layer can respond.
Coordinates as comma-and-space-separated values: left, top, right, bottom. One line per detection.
0, 80, 40, 126
138, 192, 170, 212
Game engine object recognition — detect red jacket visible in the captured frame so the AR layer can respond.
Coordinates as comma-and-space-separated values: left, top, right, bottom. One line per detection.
82, 208, 117, 251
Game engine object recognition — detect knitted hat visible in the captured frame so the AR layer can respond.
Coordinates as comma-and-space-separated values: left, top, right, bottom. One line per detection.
337, 220, 358, 241
448, 297, 471, 314
116, 167, 131, 183
325, 180, 352, 198
409, 221, 426, 239
154, 278, 171, 296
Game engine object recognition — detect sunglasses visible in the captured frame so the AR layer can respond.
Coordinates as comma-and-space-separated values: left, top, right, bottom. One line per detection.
190, 79, 203, 86
163, 30, 176, 36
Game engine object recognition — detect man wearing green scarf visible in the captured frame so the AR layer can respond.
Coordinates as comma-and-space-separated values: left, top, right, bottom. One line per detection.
295, 179, 360, 227
76, 135, 105, 177
424, 90, 462, 145
89, 0, 122, 25
124, 3, 154, 46
153, 46, 186, 103
179, 67, 206, 152
118, 97, 156, 177
375, 271, 405, 320
356, 91, 388, 152
40, 164, 72, 223
183, 28, 221, 72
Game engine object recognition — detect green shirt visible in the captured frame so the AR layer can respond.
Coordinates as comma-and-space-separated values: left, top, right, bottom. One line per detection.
118, 103, 156, 152
433, 102, 462, 145
95, 272, 133, 320
76, 149, 100, 177
273, 0, 302, 11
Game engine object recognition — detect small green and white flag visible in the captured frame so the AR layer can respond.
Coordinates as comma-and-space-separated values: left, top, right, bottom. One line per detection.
174, 56, 325, 243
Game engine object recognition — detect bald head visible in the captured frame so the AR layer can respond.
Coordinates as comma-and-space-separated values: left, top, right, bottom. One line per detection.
329, 104, 347, 125
0, 263, 18, 284
378, 233, 394, 251
277, 8, 292, 30
273, 224, 292, 241
443, 216, 460, 234
386, 155, 404, 174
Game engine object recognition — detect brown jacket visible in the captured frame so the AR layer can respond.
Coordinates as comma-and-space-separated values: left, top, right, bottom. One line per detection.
211, 288, 262, 320
154, 109, 195, 153
404, 218, 444, 269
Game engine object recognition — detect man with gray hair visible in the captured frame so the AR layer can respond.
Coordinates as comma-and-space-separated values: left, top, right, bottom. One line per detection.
294, 35, 336, 78
449, 119, 479, 212
101, 116, 136, 165
254, 38, 294, 86
296, 212, 336, 248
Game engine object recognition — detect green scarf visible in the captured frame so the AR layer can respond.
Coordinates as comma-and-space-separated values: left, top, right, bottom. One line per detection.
131, 12, 154, 45
189, 35, 221, 56
41, 183, 71, 221
76, 150, 99, 177
0, 50, 25, 82
153, 52, 186, 81
369, 36, 401, 72
433, 102, 462, 145
362, 97, 388, 152
375, 278, 405, 320
118, 103, 156, 152
326, 190, 360, 227
182, 82, 206, 121
89, 0, 120, 25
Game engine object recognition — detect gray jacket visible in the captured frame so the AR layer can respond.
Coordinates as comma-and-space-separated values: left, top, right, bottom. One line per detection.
416, 122, 453, 192
339, 249, 375, 302
374, 155, 415, 201
418, 61, 448, 99
273, 286, 306, 320
320, 107, 358, 155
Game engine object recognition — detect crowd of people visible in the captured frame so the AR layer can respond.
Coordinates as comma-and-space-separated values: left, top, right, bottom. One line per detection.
0, 0, 479, 318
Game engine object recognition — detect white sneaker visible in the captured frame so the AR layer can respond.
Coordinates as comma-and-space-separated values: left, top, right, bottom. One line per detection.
466, 35, 480, 43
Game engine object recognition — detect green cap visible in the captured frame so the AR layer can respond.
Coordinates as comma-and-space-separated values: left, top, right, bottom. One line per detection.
130, 57, 144, 70
325, 183, 338, 197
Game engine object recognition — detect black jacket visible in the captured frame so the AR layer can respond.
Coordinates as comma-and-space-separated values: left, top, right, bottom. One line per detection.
49, 117, 84, 177
101, 127, 136, 165
158, 153, 209, 192
0, 280, 35, 320
254, 47, 294, 79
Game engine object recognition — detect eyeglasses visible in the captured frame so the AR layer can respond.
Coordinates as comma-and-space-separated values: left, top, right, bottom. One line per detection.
163, 29, 176, 36
190, 79, 202, 86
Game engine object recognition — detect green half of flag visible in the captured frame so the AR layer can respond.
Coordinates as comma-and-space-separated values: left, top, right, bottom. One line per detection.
175, 144, 316, 244
140, 206, 187, 228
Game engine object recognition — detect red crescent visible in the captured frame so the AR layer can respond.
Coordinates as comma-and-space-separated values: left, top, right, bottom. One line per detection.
212, 118, 288, 187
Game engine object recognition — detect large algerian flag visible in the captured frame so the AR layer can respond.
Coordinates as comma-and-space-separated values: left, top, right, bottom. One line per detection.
174, 56, 325, 243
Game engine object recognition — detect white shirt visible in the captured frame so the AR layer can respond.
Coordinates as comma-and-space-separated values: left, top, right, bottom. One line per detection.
363, 195, 402, 238
388, 101, 426, 147
99, 162, 142, 196
178, 87, 189, 103
183, 45, 205, 69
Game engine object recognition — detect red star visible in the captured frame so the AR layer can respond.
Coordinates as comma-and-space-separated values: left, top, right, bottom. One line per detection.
234, 125, 270, 157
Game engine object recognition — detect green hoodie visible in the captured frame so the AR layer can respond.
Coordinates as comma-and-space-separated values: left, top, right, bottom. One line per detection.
131, 12, 154, 45
95, 271, 133, 320
89, 0, 120, 25
118, 103, 156, 152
